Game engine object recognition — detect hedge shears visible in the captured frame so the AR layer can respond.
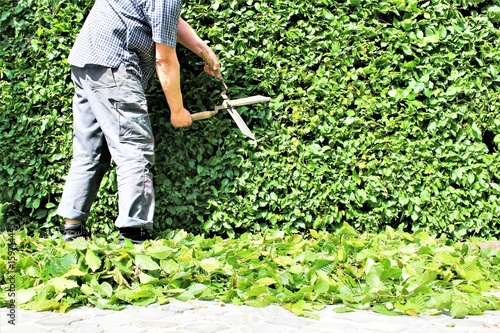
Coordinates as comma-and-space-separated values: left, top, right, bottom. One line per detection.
190, 50, 271, 142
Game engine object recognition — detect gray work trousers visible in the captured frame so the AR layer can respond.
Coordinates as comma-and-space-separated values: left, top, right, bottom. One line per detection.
57, 63, 155, 230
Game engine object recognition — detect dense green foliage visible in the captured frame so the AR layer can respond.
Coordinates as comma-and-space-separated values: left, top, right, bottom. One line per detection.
1, 226, 500, 317
1, 0, 500, 239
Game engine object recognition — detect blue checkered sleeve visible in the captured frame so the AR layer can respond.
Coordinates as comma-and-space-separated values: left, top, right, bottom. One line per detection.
146, 0, 182, 47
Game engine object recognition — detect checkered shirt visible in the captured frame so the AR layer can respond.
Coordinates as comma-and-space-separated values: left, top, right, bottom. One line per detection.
68, 0, 182, 89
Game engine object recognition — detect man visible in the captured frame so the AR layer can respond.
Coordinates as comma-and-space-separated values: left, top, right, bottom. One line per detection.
56, 0, 220, 243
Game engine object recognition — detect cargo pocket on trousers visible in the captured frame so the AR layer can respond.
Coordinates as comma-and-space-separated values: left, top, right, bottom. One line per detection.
116, 102, 154, 148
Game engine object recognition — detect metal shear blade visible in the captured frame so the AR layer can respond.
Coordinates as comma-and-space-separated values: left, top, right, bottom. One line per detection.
195, 50, 271, 141
223, 100, 256, 141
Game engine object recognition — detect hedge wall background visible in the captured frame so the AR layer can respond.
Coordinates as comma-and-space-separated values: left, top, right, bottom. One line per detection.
1, 0, 500, 240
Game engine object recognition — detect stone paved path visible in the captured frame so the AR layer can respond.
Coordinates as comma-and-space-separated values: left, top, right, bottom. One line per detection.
1, 299, 500, 333
2, 241, 500, 332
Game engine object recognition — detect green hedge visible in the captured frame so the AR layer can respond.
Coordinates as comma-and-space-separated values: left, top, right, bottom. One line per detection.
1, 0, 500, 240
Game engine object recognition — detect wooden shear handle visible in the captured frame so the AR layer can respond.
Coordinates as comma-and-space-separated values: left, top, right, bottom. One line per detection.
191, 110, 218, 121
200, 50, 222, 79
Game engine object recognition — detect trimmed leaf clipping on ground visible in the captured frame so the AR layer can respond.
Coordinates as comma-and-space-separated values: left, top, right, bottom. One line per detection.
1, 224, 499, 318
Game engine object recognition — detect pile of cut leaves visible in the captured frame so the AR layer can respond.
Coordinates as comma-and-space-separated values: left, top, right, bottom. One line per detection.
1, 224, 499, 319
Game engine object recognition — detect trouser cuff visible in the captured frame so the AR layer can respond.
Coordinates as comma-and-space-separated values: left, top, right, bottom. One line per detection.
57, 206, 90, 222
115, 215, 153, 231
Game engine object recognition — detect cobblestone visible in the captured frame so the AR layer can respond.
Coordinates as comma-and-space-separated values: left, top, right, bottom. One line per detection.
1, 299, 500, 333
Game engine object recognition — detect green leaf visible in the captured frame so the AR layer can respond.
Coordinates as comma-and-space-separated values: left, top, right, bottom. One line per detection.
284, 300, 321, 319
394, 301, 421, 316
59, 253, 78, 271
49, 277, 79, 293
245, 285, 268, 297
138, 272, 158, 284
314, 279, 330, 294
245, 297, 273, 308
200, 257, 223, 273
81, 284, 94, 295
451, 301, 469, 319
111, 267, 130, 287
265, 230, 285, 241
297, 312, 320, 320
62, 267, 87, 278
17, 288, 37, 304
177, 291, 195, 301
211, 0, 220, 10
85, 250, 102, 272
128, 285, 157, 301
160, 259, 179, 274
309, 229, 320, 239
372, 304, 401, 316
135, 254, 160, 271
1, 11, 10, 21
95, 298, 126, 310
30, 299, 60, 311
333, 306, 355, 313
187, 283, 209, 296
68, 237, 88, 250
458, 260, 484, 282
146, 246, 173, 259
471, 122, 481, 139
255, 277, 277, 286
93, 282, 113, 298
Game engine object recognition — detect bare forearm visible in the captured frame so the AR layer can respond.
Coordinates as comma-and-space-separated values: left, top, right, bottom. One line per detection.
177, 17, 220, 75
155, 46, 183, 114
177, 17, 209, 54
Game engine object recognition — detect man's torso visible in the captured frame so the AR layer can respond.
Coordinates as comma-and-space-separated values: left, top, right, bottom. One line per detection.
68, 0, 182, 88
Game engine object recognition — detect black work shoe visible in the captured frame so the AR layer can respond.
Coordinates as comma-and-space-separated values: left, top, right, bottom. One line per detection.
62, 223, 89, 241
118, 228, 151, 244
